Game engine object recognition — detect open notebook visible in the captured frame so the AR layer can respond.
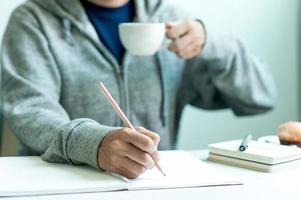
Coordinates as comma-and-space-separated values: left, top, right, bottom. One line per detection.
0, 151, 241, 197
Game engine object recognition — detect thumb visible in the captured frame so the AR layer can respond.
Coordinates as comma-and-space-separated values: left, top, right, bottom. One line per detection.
165, 21, 174, 29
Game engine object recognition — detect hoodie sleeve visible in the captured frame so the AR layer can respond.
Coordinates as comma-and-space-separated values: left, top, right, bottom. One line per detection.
160, 2, 277, 116
1, 6, 118, 169
181, 32, 277, 116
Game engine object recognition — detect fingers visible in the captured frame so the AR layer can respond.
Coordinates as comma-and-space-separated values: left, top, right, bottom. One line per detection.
117, 157, 147, 179
166, 20, 206, 59
136, 127, 160, 146
117, 167, 137, 179
120, 142, 155, 169
151, 151, 161, 162
177, 44, 202, 59
166, 21, 189, 39
135, 127, 161, 162
120, 128, 157, 154
169, 37, 203, 59
97, 128, 160, 179
168, 34, 192, 53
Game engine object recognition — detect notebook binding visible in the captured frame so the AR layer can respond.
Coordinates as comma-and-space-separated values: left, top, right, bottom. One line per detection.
107, 172, 129, 182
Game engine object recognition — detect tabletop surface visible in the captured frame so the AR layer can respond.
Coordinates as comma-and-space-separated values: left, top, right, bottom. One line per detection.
2, 150, 300, 200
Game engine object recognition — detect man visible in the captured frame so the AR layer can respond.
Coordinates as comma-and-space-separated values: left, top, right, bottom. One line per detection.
1, 0, 276, 179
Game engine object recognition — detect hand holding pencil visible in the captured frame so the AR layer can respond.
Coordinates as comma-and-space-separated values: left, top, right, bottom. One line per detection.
97, 82, 165, 179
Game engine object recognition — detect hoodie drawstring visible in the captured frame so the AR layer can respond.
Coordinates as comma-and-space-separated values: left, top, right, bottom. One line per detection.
62, 18, 75, 46
155, 53, 167, 127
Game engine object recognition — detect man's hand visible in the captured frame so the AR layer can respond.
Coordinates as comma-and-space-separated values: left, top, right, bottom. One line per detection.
166, 20, 206, 59
97, 127, 160, 179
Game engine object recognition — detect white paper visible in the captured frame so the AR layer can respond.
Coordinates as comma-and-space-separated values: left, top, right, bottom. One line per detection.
129, 151, 241, 190
0, 157, 125, 196
0, 151, 241, 197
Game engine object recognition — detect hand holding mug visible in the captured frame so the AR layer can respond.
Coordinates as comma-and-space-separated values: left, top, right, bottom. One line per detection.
119, 20, 206, 59
166, 20, 206, 59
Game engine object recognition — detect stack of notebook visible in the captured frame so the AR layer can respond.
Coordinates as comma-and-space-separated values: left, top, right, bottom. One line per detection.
209, 140, 301, 172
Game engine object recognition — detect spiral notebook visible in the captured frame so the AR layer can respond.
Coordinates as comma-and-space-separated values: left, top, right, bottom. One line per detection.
0, 151, 241, 197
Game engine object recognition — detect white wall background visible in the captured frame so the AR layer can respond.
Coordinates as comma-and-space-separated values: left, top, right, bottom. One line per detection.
0, 0, 299, 150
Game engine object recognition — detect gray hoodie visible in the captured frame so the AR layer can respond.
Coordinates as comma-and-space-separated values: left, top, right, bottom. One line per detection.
1, 0, 276, 169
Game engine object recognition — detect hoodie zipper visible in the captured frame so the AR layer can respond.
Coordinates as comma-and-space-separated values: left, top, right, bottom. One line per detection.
61, 17, 129, 127
116, 68, 128, 126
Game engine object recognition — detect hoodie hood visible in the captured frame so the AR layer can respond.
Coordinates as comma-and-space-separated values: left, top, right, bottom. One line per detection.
30, 0, 167, 25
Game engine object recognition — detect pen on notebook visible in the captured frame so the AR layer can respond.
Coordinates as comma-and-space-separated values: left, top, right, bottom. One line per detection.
239, 134, 252, 151
98, 82, 166, 176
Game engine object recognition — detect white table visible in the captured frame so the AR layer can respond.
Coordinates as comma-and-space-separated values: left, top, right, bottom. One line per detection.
3, 150, 300, 200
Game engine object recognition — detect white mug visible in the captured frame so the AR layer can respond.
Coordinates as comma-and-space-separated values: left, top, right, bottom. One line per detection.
119, 23, 166, 56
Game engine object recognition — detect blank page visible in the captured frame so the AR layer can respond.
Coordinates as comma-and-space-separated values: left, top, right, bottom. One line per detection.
0, 157, 125, 197
128, 151, 242, 190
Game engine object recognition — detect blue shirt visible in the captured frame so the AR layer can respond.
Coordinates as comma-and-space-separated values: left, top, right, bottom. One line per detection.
81, 0, 135, 64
